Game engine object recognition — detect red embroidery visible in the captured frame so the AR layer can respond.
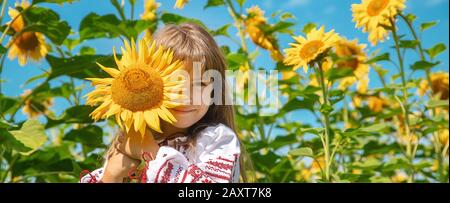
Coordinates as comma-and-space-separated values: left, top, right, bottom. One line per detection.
204, 171, 231, 181
218, 156, 235, 163
161, 162, 174, 183
80, 170, 98, 183
187, 165, 205, 183
206, 160, 233, 170
205, 165, 232, 176
173, 166, 184, 183
180, 170, 188, 182
154, 158, 174, 183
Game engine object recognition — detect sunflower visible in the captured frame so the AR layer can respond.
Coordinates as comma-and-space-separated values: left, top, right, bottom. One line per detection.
21, 89, 53, 119
141, 0, 160, 21
245, 6, 284, 62
418, 72, 449, 100
284, 26, 340, 73
367, 95, 389, 113
174, 0, 188, 9
438, 129, 449, 146
352, 0, 406, 46
308, 57, 332, 88
334, 39, 370, 93
85, 38, 186, 136
7, 0, 48, 66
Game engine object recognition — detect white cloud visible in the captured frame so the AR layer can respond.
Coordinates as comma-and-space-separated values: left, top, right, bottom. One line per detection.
425, 0, 448, 6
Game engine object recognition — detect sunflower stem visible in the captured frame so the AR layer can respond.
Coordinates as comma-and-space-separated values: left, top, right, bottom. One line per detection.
225, 0, 266, 144
315, 61, 332, 182
399, 12, 447, 183
390, 17, 415, 183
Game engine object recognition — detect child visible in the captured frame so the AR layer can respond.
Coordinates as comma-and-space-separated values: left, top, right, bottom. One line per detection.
80, 23, 252, 183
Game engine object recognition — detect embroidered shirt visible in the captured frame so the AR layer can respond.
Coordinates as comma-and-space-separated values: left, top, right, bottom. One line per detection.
80, 123, 241, 183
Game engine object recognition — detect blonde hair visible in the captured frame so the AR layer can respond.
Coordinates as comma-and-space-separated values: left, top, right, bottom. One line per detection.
153, 23, 255, 182
106, 23, 255, 182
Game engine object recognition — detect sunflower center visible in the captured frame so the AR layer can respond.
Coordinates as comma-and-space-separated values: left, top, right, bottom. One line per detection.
338, 59, 359, 71
336, 46, 360, 70
300, 40, 325, 59
431, 78, 449, 100
15, 32, 39, 51
111, 67, 164, 112
367, 0, 389, 16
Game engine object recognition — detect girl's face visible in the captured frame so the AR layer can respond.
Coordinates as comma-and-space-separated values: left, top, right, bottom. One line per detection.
168, 65, 213, 129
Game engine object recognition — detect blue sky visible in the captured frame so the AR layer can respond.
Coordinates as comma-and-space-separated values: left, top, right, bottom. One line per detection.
2, 0, 449, 125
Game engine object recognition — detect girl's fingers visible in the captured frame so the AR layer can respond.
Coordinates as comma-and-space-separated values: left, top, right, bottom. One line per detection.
117, 130, 126, 143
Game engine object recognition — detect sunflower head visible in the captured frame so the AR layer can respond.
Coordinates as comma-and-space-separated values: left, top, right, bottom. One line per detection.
85, 38, 186, 136
284, 26, 340, 73
21, 89, 53, 119
7, 0, 48, 66
368, 95, 389, 113
174, 0, 189, 9
245, 6, 284, 62
335, 39, 370, 91
438, 129, 449, 146
352, 0, 406, 45
141, 0, 160, 21
418, 72, 449, 100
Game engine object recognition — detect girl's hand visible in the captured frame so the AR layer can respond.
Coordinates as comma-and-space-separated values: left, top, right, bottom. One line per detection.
116, 129, 160, 160
101, 147, 139, 183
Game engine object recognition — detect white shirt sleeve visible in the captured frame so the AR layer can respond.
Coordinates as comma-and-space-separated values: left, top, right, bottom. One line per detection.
146, 124, 241, 183
80, 124, 241, 183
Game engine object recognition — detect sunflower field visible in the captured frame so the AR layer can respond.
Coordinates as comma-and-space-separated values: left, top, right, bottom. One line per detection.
0, 0, 448, 183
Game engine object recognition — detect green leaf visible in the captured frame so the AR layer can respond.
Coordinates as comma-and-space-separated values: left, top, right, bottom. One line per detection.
161, 13, 209, 32
64, 125, 104, 148
365, 53, 390, 64
326, 67, 354, 81
0, 95, 19, 115
237, 0, 246, 7
360, 123, 388, 132
328, 89, 345, 105
270, 134, 298, 149
280, 97, 315, 113
420, 21, 438, 31
22, 7, 71, 45
280, 12, 295, 21
0, 118, 17, 129
211, 24, 230, 37
79, 13, 155, 41
46, 54, 114, 80
426, 43, 446, 60
302, 23, 316, 35
79, 46, 96, 55
399, 40, 419, 49
46, 105, 96, 128
260, 21, 295, 34
9, 120, 48, 155
320, 103, 333, 115
405, 13, 416, 23
410, 60, 439, 71
204, 0, 225, 9
0, 44, 7, 55
226, 52, 248, 66
79, 13, 122, 39
289, 147, 314, 157
426, 99, 449, 108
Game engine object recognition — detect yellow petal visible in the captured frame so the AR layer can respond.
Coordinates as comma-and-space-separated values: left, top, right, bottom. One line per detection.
97, 62, 120, 77
86, 78, 113, 85
144, 110, 162, 133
